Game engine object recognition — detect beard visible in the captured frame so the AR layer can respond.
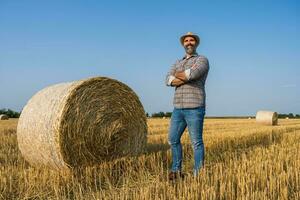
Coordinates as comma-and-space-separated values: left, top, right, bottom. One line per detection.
184, 44, 196, 55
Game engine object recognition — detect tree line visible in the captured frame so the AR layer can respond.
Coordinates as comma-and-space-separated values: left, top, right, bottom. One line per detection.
278, 113, 300, 119
1, 108, 300, 119
146, 112, 172, 118
148, 111, 300, 118
0, 108, 20, 118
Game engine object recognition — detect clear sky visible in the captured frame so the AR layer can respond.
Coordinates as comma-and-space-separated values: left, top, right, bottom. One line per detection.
0, 0, 299, 116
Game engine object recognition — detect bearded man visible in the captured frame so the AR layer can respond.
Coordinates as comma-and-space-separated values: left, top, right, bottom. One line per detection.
165, 32, 209, 180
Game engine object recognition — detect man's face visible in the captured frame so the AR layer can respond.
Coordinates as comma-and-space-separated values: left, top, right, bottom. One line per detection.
183, 36, 197, 55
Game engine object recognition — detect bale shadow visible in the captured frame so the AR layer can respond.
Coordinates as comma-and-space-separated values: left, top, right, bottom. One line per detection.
0, 128, 17, 135
69, 142, 172, 192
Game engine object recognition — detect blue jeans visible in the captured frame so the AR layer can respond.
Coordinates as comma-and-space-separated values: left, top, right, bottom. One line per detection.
168, 107, 205, 176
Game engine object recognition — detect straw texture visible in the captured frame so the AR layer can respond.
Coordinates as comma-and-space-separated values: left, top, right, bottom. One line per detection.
256, 111, 278, 126
17, 77, 147, 170
0, 114, 9, 120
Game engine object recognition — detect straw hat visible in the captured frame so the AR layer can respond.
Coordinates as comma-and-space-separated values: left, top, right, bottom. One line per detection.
180, 32, 200, 46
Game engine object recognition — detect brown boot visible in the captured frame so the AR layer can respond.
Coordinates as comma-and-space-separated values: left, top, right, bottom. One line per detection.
168, 171, 185, 181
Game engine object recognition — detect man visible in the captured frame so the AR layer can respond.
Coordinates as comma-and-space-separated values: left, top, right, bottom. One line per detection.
165, 32, 209, 180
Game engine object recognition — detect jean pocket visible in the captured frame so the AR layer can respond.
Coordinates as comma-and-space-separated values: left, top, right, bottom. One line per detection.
188, 107, 205, 119
196, 107, 205, 115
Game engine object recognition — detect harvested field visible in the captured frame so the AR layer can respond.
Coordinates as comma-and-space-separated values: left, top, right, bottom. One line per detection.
1, 118, 300, 199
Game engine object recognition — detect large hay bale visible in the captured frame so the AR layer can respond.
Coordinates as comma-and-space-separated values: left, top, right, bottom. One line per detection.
0, 114, 9, 120
256, 110, 278, 126
17, 77, 147, 170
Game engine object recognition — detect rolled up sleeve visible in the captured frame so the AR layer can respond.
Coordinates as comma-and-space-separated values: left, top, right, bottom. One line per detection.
184, 69, 191, 80
165, 60, 179, 86
187, 56, 209, 81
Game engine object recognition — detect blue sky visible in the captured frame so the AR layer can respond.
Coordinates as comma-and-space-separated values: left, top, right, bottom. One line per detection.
0, 0, 299, 116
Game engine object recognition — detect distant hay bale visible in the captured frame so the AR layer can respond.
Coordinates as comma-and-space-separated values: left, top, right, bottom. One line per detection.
0, 114, 9, 120
17, 77, 147, 170
256, 111, 278, 126
286, 117, 289, 119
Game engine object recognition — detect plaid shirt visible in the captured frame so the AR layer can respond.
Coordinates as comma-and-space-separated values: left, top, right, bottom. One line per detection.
165, 53, 209, 109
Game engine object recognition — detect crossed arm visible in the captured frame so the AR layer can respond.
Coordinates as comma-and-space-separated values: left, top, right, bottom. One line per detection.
165, 57, 209, 87
171, 71, 187, 86
165, 60, 188, 87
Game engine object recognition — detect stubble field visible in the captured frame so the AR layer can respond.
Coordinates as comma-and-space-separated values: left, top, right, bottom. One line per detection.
1, 118, 300, 199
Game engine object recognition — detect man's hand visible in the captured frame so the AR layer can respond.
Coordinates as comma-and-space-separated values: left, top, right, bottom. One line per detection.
171, 78, 185, 86
175, 71, 187, 81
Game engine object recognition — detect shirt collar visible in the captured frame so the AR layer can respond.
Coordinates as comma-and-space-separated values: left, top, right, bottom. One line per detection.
182, 52, 198, 60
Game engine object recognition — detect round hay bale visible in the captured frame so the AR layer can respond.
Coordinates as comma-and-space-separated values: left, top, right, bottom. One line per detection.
0, 114, 9, 120
17, 77, 147, 170
255, 110, 278, 126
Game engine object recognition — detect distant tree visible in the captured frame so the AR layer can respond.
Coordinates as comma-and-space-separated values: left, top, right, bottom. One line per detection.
151, 111, 172, 118
152, 112, 164, 118
0, 109, 5, 114
278, 113, 299, 119
146, 112, 149, 117
0, 108, 20, 118
165, 112, 172, 117
278, 113, 287, 118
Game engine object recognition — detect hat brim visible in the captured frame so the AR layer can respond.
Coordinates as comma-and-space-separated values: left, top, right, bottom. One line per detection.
180, 35, 200, 46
